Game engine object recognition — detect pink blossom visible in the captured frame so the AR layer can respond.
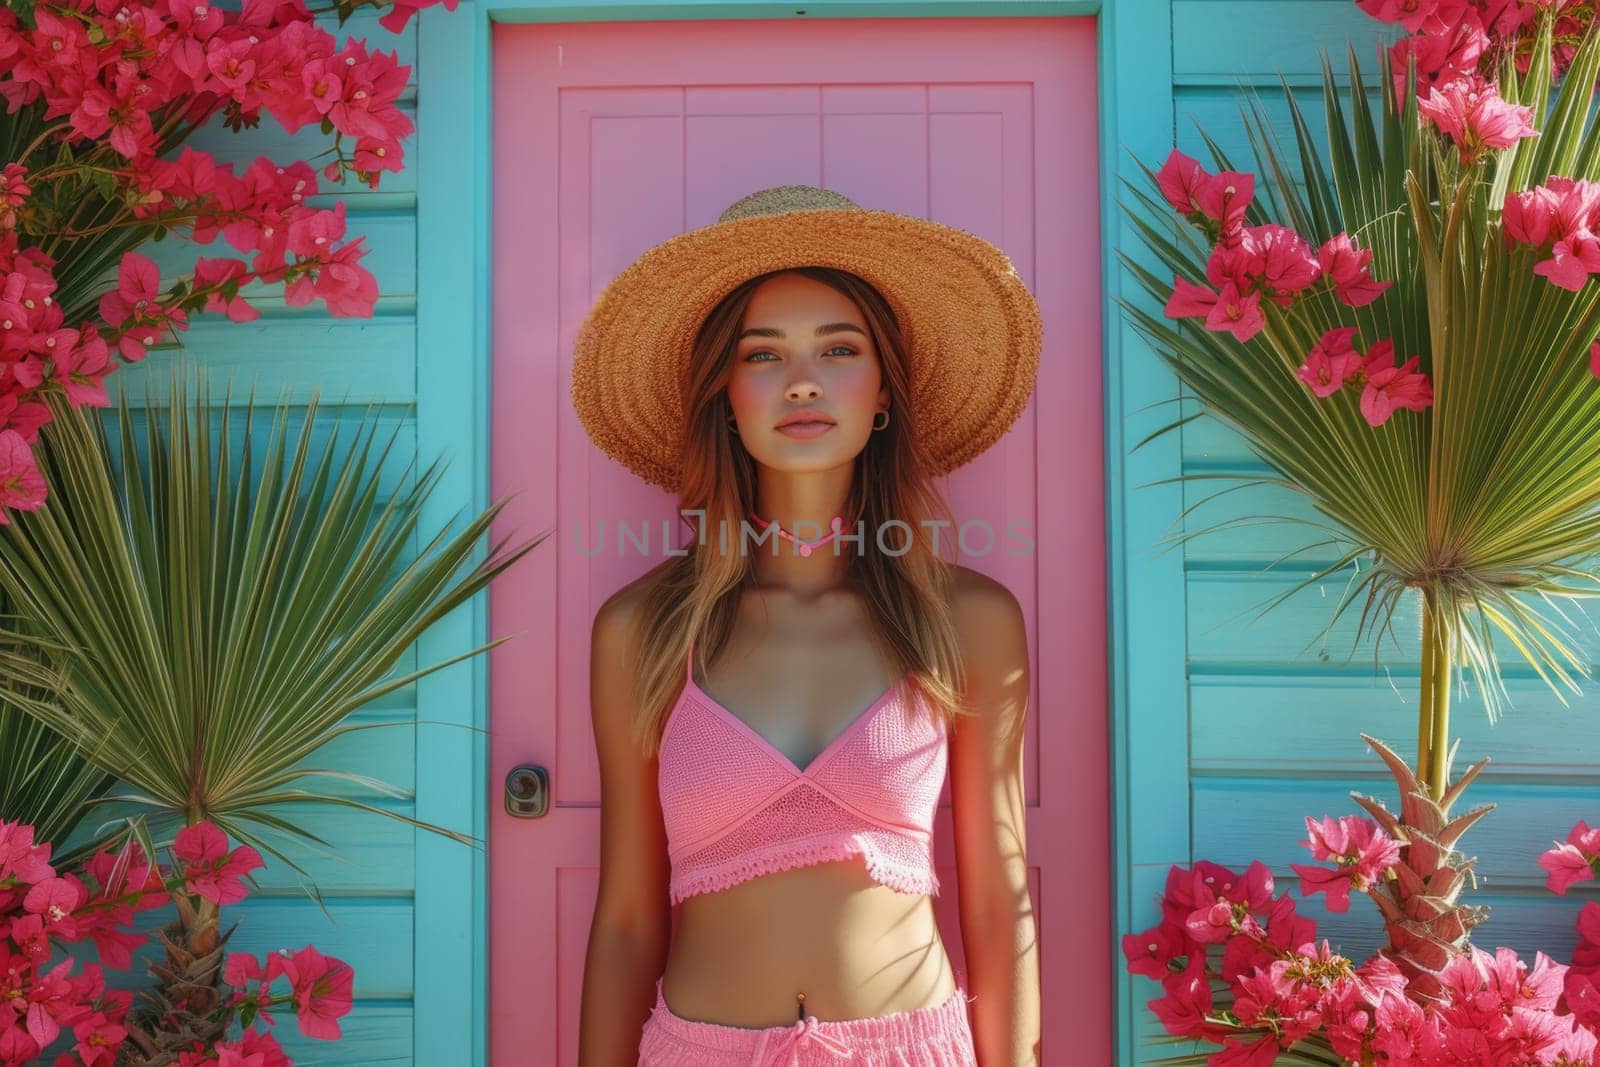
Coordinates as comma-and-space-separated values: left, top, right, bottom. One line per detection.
1357, 342, 1435, 427
1566, 967, 1600, 1031
1507, 177, 1600, 291
1357, 0, 1451, 34
1147, 955, 1230, 1042
224, 952, 282, 1027
1222, 861, 1277, 914
274, 945, 353, 1040
1387, 10, 1488, 108
1209, 1036, 1281, 1066
378, 0, 460, 33
1298, 326, 1366, 397
1240, 224, 1320, 305
1576, 901, 1600, 965
1317, 233, 1392, 307
1260, 894, 1318, 957
1290, 814, 1401, 911
1164, 275, 1260, 342
1539, 820, 1600, 895
0, 163, 29, 231
97, 252, 188, 361
1234, 958, 1323, 1044
0, 821, 55, 884
1153, 148, 1255, 237
1121, 920, 1194, 980
70, 1005, 126, 1067
172, 822, 264, 906
1205, 282, 1265, 343
1155, 148, 1207, 214
1184, 900, 1239, 944
0, 428, 46, 525
1504, 185, 1562, 247
1163, 861, 1240, 916
22, 876, 84, 938
1196, 172, 1254, 239
1164, 275, 1220, 319
1417, 70, 1538, 163
1541, 842, 1596, 896
192, 257, 260, 324
1535, 228, 1600, 291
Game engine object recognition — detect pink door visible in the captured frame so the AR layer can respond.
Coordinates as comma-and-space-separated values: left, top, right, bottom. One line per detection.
488, 16, 1104, 1064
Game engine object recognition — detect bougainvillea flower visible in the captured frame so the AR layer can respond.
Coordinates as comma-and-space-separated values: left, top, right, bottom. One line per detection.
0, 428, 47, 524
1147, 955, 1231, 1041
1121, 920, 1193, 980
173, 822, 265, 906
1387, 11, 1488, 106
1417, 70, 1538, 163
1209, 1034, 1283, 1067
22, 875, 85, 938
1154, 148, 1254, 236
0, 821, 55, 884
276, 945, 353, 1039
1534, 228, 1600, 291
1539, 820, 1600, 895
1242, 224, 1321, 306
1291, 814, 1402, 910
1298, 327, 1365, 397
1164, 275, 1219, 320
1357, 342, 1434, 427
1204, 282, 1265, 342
1504, 184, 1562, 247
1317, 233, 1393, 306
1357, 0, 1447, 34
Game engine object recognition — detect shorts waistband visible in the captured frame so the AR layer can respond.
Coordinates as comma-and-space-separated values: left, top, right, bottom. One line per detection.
646, 976, 976, 1051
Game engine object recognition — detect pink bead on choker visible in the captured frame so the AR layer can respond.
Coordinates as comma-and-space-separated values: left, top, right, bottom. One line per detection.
748, 511, 844, 557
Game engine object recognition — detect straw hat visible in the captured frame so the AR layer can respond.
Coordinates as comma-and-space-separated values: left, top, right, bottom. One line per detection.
569, 184, 1042, 493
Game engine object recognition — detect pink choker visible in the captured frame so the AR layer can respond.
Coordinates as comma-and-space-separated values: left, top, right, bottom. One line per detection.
747, 511, 844, 557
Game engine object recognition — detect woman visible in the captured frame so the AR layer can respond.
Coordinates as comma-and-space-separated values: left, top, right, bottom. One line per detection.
571, 185, 1042, 1065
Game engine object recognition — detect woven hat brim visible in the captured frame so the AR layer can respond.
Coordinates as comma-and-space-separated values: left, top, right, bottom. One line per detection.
570, 208, 1042, 493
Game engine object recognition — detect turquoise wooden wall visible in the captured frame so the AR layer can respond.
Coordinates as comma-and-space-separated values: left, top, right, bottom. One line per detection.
64, 1, 1600, 1064
76, 11, 472, 1065
1119, 1, 1600, 1062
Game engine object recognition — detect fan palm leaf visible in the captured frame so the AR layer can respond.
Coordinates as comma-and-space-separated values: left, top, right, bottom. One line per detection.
0, 364, 544, 874
1119, 16, 1600, 795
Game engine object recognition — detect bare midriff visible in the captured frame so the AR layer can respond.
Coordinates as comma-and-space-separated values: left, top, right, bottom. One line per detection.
659, 856, 958, 1028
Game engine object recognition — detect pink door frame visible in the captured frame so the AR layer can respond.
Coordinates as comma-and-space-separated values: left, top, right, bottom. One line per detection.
488, 16, 1106, 1063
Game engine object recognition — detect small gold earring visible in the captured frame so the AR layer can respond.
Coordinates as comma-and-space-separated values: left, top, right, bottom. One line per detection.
872, 409, 890, 431
726, 415, 739, 435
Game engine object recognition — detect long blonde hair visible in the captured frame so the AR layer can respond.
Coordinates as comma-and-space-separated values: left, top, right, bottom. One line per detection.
628, 266, 974, 756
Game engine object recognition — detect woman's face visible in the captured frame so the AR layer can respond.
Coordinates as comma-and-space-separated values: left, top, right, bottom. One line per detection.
725, 271, 890, 478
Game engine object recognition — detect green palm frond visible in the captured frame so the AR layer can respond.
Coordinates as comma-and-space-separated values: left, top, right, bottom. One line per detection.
1119, 15, 1600, 730
0, 363, 545, 881
0, 652, 112, 845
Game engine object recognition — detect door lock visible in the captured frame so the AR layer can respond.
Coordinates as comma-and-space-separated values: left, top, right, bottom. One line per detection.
504, 764, 549, 818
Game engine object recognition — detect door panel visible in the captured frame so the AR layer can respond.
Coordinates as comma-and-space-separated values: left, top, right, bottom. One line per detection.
490, 16, 1104, 1064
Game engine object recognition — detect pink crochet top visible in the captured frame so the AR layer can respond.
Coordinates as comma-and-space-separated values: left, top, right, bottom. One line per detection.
658, 639, 948, 905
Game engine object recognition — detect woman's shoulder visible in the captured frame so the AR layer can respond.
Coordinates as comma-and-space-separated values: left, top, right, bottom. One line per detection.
948, 563, 1023, 629
947, 564, 1028, 683
593, 559, 676, 638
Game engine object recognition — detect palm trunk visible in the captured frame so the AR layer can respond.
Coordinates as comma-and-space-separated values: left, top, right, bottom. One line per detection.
1359, 586, 1491, 1001
118, 895, 234, 1067
1416, 589, 1453, 799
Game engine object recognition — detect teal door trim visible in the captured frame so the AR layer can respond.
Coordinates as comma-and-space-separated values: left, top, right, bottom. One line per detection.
410, 1, 1188, 1062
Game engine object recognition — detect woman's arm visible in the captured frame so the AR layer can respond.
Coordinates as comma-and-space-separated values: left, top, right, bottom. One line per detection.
577, 588, 673, 1067
950, 569, 1041, 1066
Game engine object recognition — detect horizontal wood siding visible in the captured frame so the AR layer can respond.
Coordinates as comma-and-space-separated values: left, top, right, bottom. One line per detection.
80, 12, 424, 1063
1131, 5, 1600, 1063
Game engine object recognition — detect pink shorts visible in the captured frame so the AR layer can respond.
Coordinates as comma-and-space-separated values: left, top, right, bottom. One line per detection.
637, 976, 979, 1065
